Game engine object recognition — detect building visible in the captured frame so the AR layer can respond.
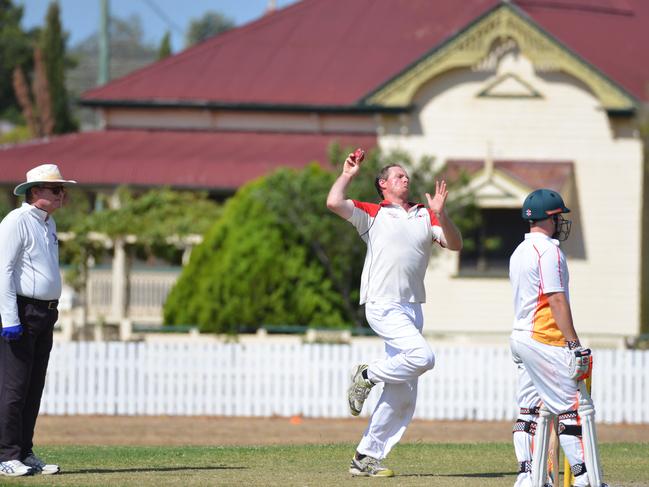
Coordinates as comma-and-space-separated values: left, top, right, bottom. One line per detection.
1, 0, 647, 343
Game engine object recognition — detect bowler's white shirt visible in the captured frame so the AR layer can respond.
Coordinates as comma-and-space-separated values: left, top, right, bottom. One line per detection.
348, 200, 444, 305
0, 203, 62, 326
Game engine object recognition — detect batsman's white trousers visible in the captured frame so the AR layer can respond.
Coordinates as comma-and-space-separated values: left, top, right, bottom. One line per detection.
357, 301, 435, 460
510, 331, 588, 485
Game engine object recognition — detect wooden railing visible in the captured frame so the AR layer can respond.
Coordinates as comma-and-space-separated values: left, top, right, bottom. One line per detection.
64, 268, 181, 326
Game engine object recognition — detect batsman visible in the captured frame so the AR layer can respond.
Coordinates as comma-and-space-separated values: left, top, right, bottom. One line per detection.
509, 189, 607, 487
326, 148, 463, 477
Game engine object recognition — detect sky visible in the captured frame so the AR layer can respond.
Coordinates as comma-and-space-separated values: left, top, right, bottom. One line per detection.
18, 0, 300, 53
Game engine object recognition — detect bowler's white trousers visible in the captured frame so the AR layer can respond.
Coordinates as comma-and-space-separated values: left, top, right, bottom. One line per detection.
357, 301, 435, 460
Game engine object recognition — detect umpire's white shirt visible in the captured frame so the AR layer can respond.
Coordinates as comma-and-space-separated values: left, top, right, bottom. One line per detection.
0, 203, 61, 326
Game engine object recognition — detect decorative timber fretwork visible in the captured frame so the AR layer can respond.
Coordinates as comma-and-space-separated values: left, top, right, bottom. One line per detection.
478, 73, 542, 99
362, 4, 636, 112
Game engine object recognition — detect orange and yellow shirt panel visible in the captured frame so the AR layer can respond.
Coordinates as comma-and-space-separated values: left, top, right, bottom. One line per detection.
510, 233, 569, 347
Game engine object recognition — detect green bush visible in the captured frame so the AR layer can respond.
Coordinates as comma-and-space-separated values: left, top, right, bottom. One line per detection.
164, 165, 353, 333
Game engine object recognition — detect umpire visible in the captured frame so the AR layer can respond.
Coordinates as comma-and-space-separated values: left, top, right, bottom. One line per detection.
0, 163, 76, 477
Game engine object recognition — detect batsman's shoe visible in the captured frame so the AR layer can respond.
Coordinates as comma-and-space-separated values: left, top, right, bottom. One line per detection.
23, 453, 60, 475
349, 455, 394, 477
347, 364, 374, 416
513, 472, 532, 487
0, 459, 33, 477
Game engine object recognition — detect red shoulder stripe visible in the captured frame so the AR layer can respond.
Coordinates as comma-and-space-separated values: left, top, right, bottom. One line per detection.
352, 200, 381, 217
427, 208, 440, 226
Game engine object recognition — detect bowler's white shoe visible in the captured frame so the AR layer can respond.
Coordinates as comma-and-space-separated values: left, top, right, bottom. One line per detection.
0, 459, 33, 476
513, 472, 532, 487
349, 454, 394, 477
347, 364, 374, 416
23, 453, 60, 475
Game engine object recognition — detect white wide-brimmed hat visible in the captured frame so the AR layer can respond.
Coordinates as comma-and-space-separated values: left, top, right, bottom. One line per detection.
13, 163, 77, 196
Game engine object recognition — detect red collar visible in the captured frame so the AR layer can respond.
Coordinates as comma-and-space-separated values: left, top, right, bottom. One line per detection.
380, 200, 424, 209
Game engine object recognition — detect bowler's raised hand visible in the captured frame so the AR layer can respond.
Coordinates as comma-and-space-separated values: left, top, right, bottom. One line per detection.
425, 180, 449, 216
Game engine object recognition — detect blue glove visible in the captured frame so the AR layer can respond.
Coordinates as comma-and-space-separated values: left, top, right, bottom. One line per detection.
1, 324, 23, 341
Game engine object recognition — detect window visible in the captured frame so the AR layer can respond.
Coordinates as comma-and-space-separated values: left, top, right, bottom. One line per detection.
459, 208, 528, 276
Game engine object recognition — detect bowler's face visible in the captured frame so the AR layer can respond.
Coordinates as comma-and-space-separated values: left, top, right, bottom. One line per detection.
382, 166, 410, 200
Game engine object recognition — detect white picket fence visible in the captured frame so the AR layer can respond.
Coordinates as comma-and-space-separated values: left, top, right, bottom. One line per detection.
41, 342, 649, 423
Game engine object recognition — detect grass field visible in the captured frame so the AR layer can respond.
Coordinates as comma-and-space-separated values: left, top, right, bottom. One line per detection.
0, 442, 646, 487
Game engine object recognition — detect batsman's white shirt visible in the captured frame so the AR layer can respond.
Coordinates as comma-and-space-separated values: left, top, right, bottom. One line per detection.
347, 200, 443, 304
0, 203, 62, 326
509, 232, 569, 347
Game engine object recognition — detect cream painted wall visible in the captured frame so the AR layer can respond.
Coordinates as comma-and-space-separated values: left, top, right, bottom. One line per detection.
379, 52, 643, 339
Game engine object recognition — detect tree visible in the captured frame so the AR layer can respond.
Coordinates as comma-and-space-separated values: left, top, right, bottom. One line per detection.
12, 45, 55, 138
163, 145, 478, 334
56, 186, 221, 332
0, 0, 36, 122
11, 65, 38, 135
0, 125, 31, 144
157, 31, 172, 60
163, 166, 349, 333
90, 187, 222, 260
185, 11, 234, 47
57, 186, 222, 270
67, 15, 158, 127
55, 189, 107, 329
39, 1, 77, 133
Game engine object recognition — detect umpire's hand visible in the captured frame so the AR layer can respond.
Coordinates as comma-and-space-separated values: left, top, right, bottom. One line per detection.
1, 324, 23, 341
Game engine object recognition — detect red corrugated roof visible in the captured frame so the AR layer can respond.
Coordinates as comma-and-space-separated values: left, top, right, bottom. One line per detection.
81, 0, 499, 106
0, 130, 376, 190
81, 0, 649, 106
518, 0, 649, 101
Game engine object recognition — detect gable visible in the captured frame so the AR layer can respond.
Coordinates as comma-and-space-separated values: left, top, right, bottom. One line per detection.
363, 3, 636, 113
444, 159, 574, 208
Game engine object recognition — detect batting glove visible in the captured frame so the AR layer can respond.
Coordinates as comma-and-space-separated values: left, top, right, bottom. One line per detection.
1, 324, 23, 342
568, 347, 592, 381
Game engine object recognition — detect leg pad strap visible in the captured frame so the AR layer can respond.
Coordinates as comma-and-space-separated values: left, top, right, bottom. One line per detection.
518, 460, 531, 474
571, 462, 587, 477
520, 407, 540, 415
557, 423, 582, 437
513, 419, 537, 435
557, 409, 578, 421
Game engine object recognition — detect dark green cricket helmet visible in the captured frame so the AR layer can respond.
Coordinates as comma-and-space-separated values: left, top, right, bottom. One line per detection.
521, 189, 570, 221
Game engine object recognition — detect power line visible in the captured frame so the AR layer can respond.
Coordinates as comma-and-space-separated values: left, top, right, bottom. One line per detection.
139, 0, 185, 36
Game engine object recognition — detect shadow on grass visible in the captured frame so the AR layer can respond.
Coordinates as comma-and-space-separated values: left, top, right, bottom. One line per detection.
61, 465, 246, 475
399, 471, 514, 479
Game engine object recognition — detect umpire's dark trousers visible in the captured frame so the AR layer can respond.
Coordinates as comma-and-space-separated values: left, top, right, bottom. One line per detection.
0, 296, 57, 461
